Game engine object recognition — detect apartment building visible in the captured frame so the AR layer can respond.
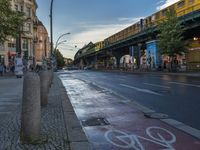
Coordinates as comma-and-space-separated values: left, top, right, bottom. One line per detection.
0, 0, 38, 67
35, 20, 51, 65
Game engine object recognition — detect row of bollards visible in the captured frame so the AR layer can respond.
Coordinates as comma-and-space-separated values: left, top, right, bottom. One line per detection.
20, 69, 53, 144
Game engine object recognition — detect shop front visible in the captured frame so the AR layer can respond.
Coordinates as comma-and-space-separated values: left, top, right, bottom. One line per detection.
0, 54, 5, 64
8, 51, 16, 67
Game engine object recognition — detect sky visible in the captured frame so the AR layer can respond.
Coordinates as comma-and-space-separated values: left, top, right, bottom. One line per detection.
36, 0, 180, 59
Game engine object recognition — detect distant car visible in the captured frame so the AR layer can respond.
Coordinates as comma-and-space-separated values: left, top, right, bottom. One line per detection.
84, 66, 92, 70
66, 66, 79, 70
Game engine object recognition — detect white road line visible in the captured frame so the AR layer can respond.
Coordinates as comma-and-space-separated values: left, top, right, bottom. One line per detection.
168, 82, 200, 88
0, 102, 20, 105
119, 78, 126, 81
0, 112, 11, 114
120, 84, 162, 96
143, 83, 170, 89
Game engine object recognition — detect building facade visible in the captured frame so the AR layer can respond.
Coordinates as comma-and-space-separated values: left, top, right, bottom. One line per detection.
34, 20, 51, 65
0, 0, 38, 67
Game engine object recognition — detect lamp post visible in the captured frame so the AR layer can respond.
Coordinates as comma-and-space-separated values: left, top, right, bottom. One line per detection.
54, 40, 67, 51
50, 0, 54, 55
54, 32, 70, 52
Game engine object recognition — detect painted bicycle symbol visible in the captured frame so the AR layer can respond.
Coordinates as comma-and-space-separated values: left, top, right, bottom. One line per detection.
105, 126, 176, 150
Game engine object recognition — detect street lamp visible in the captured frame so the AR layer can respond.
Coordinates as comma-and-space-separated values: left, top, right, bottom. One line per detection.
50, 0, 54, 55
54, 40, 67, 51
54, 32, 70, 51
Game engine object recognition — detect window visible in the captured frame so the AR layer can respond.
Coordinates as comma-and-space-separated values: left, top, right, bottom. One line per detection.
177, 1, 185, 8
26, 7, 31, 17
156, 13, 160, 19
152, 15, 156, 21
23, 39, 28, 50
189, 0, 195, 5
8, 43, 16, 48
161, 9, 167, 16
8, 43, 16, 51
21, 6, 24, 12
23, 23, 31, 32
15, 4, 18, 11
0, 43, 4, 51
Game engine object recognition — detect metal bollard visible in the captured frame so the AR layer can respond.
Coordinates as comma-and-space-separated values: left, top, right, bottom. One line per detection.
39, 70, 49, 107
20, 72, 41, 143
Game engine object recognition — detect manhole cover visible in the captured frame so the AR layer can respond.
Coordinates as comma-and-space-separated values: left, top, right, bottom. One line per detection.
81, 118, 110, 127
144, 113, 168, 119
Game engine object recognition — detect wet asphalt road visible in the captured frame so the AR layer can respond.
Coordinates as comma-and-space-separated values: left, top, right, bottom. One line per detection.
60, 70, 200, 130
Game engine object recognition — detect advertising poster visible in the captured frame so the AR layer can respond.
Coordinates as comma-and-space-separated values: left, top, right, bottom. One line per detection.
146, 40, 162, 69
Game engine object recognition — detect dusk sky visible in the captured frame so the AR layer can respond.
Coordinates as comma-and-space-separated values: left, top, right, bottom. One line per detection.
36, 0, 180, 59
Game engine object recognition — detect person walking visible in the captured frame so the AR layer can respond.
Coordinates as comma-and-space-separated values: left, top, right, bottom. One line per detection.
0, 62, 4, 76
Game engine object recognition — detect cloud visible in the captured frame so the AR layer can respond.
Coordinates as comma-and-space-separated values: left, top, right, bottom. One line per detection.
69, 17, 143, 47
157, 0, 180, 10
59, 23, 127, 59
59, 17, 143, 59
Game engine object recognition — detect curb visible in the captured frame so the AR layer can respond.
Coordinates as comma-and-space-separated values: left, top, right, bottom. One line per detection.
56, 76, 92, 150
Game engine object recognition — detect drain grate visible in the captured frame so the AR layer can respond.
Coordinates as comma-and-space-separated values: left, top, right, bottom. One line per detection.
81, 117, 110, 127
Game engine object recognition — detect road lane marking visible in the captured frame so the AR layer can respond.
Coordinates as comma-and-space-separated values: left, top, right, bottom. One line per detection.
120, 84, 162, 96
143, 83, 170, 89
168, 82, 200, 88
0, 102, 20, 105
0, 112, 11, 115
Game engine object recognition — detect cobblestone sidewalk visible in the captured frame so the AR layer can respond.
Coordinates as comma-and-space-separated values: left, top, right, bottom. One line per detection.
0, 75, 70, 150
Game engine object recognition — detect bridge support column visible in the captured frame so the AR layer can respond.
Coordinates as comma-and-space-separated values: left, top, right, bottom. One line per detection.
94, 55, 98, 69
115, 56, 121, 69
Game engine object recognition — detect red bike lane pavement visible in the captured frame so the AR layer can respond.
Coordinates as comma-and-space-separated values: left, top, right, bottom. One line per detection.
61, 77, 200, 150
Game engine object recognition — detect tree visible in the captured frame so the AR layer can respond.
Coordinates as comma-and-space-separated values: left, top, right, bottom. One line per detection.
157, 9, 188, 71
54, 49, 65, 68
0, 0, 24, 43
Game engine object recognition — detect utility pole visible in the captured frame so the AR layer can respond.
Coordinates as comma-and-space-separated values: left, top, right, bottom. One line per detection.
16, 26, 21, 56
50, 0, 54, 55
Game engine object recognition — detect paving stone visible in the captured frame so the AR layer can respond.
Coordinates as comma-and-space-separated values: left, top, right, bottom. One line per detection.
0, 75, 71, 150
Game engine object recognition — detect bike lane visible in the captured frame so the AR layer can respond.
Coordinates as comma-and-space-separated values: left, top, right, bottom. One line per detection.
60, 76, 200, 150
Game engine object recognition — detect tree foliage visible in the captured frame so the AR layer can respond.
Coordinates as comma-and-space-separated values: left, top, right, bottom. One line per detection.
54, 49, 65, 67
0, 0, 24, 43
157, 9, 188, 57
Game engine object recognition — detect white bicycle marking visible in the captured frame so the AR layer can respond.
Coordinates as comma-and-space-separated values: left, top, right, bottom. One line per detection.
105, 126, 176, 150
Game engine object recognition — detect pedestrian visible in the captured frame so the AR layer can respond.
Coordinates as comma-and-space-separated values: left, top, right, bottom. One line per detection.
10, 63, 15, 73
0, 62, 4, 76
3, 63, 6, 74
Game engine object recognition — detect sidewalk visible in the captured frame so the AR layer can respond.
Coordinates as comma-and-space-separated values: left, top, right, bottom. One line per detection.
0, 73, 91, 150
